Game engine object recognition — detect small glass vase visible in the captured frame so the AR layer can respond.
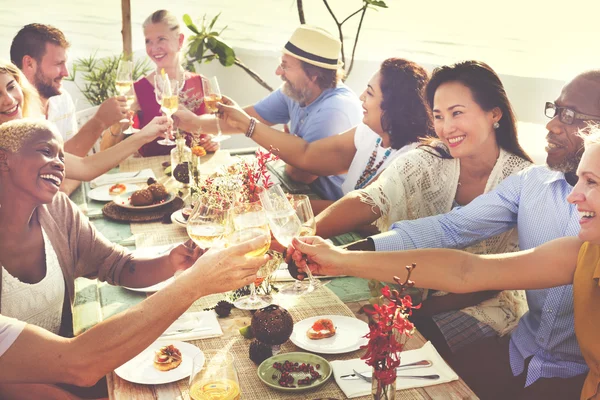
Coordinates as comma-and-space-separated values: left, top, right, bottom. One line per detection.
371, 371, 396, 400
170, 135, 192, 188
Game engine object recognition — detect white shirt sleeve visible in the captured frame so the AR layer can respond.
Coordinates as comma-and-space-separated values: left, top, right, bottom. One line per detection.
0, 315, 26, 358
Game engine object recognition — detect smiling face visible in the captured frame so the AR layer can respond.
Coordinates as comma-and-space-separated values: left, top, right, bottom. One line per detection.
32, 43, 69, 99
277, 54, 314, 104
144, 22, 183, 69
568, 143, 600, 244
432, 81, 500, 159
0, 72, 24, 123
3, 126, 65, 204
359, 71, 385, 138
545, 76, 600, 173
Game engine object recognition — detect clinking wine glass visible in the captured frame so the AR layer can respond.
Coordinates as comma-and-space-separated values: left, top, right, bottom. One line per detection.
186, 200, 231, 250
229, 201, 274, 310
189, 351, 240, 400
202, 76, 230, 143
115, 60, 138, 134
154, 71, 180, 145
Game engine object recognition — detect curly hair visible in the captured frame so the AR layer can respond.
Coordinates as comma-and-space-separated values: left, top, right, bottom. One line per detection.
0, 118, 55, 153
0, 59, 42, 119
10, 24, 70, 69
421, 60, 532, 162
377, 58, 434, 150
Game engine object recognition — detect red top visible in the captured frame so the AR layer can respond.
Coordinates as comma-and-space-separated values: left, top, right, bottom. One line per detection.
133, 73, 206, 157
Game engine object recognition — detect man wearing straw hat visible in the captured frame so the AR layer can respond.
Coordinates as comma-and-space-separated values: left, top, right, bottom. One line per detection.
225, 25, 362, 201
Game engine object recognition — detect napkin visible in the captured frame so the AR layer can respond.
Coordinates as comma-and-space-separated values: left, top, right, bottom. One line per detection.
89, 168, 156, 188
331, 341, 458, 398
159, 311, 223, 342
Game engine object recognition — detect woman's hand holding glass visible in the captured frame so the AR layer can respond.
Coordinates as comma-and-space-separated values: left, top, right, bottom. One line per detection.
286, 235, 346, 278
154, 71, 180, 145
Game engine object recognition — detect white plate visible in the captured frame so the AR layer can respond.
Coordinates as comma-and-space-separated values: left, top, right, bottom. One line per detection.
87, 183, 137, 202
171, 210, 188, 227
290, 315, 369, 354
115, 341, 203, 385
114, 192, 177, 210
124, 277, 174, 293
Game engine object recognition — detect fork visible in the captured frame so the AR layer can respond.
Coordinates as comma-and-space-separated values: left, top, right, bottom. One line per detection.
161, 327, 212, 337
352, 369, 440, 383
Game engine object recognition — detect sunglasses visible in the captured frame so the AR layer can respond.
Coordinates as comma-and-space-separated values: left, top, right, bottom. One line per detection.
544, 102, 600, 125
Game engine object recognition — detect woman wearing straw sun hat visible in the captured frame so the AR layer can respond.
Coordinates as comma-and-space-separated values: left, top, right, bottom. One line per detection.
178, 25, 363, 201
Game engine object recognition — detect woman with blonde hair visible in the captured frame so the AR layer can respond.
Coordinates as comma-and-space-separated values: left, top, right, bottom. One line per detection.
0, 59, 171, 181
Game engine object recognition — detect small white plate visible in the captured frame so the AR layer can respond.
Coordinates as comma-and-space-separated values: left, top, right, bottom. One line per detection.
87, 183, 136, 202
290, 315, 369, 354
171, 210, 188, 227
115, 341, 203, 385
114, 192, 177, 210
124, 277, 174, 293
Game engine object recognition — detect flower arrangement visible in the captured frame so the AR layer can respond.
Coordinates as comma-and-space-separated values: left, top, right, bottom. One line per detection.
361, 264, 419, 398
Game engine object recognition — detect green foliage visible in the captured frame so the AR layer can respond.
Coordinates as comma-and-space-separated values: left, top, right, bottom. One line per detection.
66, 52, 151, 106
182, 13, 237, 71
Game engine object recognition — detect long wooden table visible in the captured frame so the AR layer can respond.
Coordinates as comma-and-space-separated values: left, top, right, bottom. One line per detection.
75, 150, 478, 400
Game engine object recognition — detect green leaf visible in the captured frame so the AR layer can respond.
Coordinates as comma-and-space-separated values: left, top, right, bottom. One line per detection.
183, 14, 200, 34
209, 12, 221, 30
205, 36, 217, 50
211, 37, 236, 67
364, 0, 387, 7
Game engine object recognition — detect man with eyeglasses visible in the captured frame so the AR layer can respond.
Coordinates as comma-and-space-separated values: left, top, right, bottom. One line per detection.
343, 70, 600, 399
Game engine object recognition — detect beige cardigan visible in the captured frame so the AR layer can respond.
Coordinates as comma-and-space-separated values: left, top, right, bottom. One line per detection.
0, 192, 133, 314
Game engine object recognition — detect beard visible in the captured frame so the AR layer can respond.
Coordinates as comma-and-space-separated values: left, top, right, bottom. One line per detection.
547, 149, 582, 175
281, 79, 313, 105
34, 68, 61, 99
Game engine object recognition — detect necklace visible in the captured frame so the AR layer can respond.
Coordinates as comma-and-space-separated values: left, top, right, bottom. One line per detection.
354, 137, 392, 190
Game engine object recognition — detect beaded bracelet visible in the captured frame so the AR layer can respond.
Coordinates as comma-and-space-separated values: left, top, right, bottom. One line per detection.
245, 117, 257, 138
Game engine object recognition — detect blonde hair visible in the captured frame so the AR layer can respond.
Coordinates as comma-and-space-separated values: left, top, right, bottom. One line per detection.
0, 118, 55, 153
143, 10, 180, 33
0, 59, 42, 119
582, 124, 600, 148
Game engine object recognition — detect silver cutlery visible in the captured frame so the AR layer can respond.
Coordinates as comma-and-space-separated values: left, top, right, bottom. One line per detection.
339, 359, 432, 380
160, 326, 212, 337
349, 368, 440, 383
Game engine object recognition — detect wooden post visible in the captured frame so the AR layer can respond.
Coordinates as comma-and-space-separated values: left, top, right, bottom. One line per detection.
121, 0, 132, 59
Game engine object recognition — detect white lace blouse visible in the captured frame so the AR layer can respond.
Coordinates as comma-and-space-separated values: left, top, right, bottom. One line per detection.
1, 227, 65, 335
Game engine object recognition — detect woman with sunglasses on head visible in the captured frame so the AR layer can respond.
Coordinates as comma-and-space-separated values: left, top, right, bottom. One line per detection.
308, 61, 534, 360
218, 58, 432, 217
101, 9, 220, 156
0, 119, 267, 399
0, 59, 172, 182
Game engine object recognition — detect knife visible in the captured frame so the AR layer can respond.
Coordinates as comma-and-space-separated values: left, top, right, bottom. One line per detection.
339, 359, 432, 380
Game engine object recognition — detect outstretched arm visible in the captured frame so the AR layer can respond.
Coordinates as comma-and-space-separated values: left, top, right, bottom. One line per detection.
315, 192, 381, 238
290, 235, 581, 292
0, 237, 267, 386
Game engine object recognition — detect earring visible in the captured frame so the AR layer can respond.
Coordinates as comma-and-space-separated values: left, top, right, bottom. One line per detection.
493, 122, 500, 129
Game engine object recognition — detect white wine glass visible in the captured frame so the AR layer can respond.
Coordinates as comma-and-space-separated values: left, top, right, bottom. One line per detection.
202, 76, 230, 143
115, 60, 134, 127
189, 350, 240, 400
154, 71, 180, 146
186, 200, 231, 250
230, 201, 273, 310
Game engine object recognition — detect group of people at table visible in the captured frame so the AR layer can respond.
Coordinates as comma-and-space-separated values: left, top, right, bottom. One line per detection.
0, 6, 598, 400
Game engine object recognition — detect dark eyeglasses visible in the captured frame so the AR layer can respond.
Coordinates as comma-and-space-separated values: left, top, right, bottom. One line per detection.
544, 102, 600, 125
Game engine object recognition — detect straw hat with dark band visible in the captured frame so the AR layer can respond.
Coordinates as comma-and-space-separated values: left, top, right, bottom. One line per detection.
282, 25, 344, 70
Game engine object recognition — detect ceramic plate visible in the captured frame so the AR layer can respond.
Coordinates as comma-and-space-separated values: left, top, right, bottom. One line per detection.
171, 209, 187, 227
257, 352, 331, 392
290, 315, 369, 354
124, 277, 174, 293
114, 192, 176, 210
87, 183, 137, 202
115, 341, 203, 385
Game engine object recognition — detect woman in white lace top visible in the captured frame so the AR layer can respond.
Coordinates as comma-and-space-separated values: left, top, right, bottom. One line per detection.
313, 61, 534, 359
218, 58, 433, 215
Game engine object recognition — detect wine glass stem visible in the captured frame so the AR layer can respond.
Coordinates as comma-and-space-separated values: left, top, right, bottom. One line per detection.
215, 116, 222, 137
248, 282, 257, 302
303, 264, 318, 287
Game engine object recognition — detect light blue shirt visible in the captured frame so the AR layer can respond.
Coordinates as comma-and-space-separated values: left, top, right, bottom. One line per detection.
371, 165, 587, 385
254, 84, 362, 200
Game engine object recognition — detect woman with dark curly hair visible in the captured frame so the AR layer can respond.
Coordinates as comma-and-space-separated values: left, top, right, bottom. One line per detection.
313, 60, 534, 355
218, 58, 433, 209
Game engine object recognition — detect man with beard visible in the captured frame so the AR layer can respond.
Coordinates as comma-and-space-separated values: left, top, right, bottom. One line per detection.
341, 71, 600, 399
231, 25, 362, 200
10, 23, 127, 193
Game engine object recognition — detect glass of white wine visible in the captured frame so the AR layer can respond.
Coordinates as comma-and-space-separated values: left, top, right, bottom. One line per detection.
230, 201, 273, 310
186, 200, 231, 250
154, 71, 180, 145
202, 76, 230, 143
115, 60, 135, 131
189, 351, 240, 400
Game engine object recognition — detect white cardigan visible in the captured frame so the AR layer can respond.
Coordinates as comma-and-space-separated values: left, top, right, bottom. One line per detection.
357, 145, 533, 335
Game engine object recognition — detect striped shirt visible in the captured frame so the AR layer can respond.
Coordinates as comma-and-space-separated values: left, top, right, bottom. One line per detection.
371, 165, 588, 386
